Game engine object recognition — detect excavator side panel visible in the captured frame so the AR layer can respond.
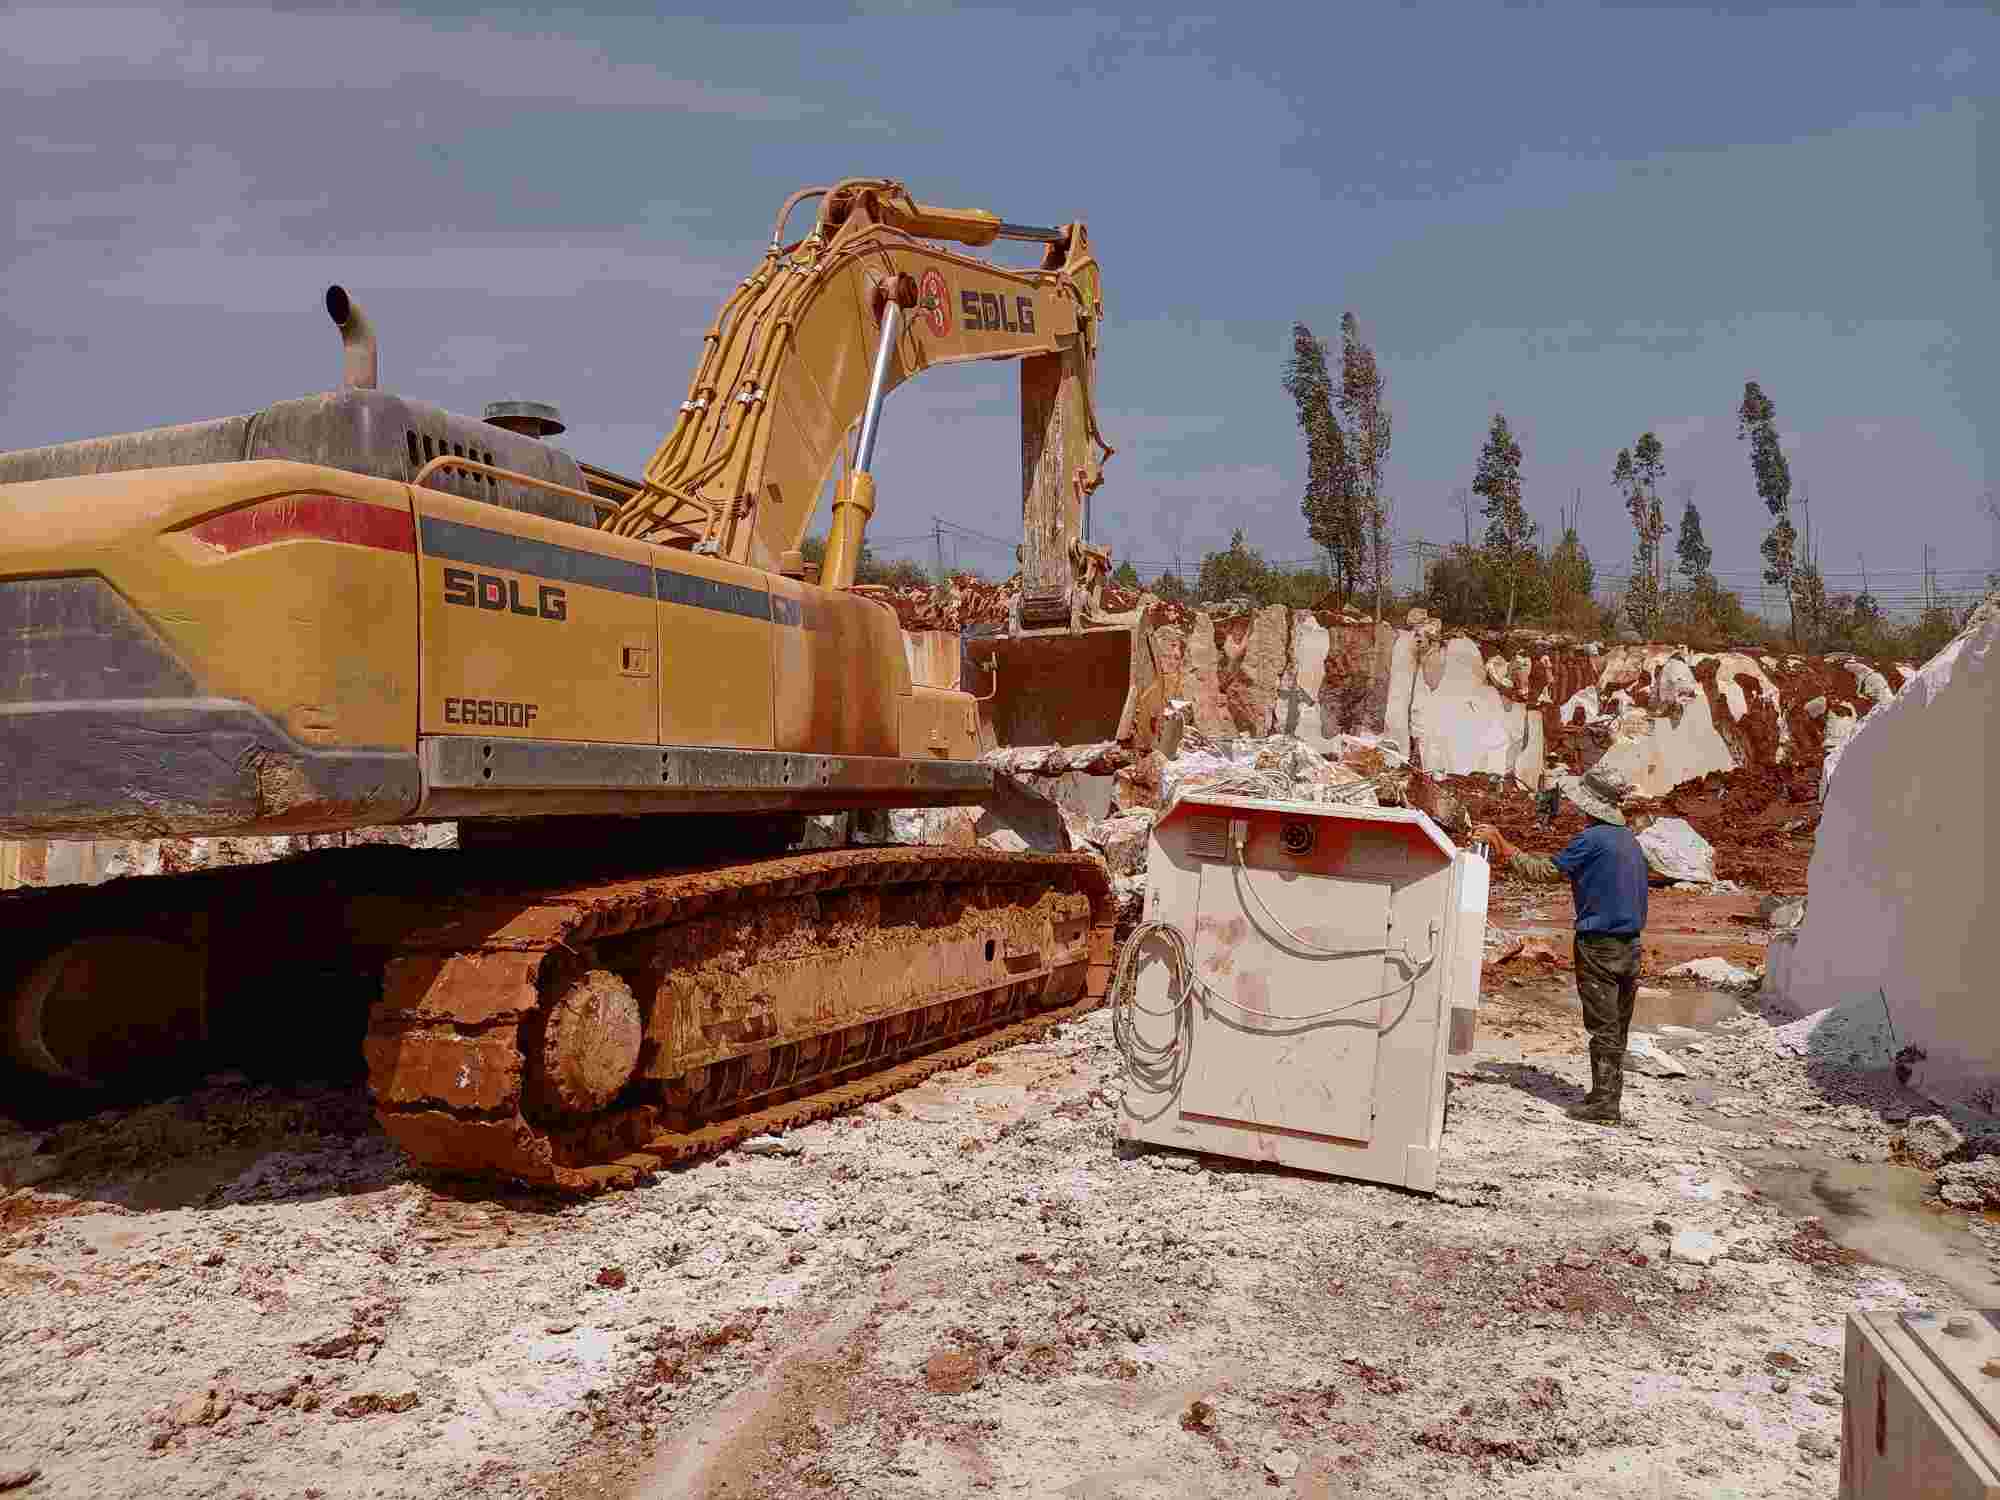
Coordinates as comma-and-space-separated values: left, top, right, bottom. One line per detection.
415, 487, 659, 746
0, 460, 421, 838
769, 576, 908, 757
652, 551, 773, 750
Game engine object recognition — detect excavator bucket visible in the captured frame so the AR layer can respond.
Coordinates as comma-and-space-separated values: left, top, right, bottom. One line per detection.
963, 619, 1157, 754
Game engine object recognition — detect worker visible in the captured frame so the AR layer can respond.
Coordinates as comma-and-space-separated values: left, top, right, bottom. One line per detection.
1471, 765, 1648, 1126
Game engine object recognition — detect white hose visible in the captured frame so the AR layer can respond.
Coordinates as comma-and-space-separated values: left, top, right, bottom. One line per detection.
1108, 909, 1441, 1088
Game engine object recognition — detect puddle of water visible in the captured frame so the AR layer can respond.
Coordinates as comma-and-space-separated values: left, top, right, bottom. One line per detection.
1740, 1149, 2000, 1305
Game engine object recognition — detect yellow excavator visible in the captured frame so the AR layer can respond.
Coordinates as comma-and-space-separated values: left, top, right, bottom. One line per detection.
0, 178, 1150, 1189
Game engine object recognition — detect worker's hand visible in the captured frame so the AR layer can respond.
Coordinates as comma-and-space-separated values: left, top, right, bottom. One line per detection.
1470, 823, 1512, 861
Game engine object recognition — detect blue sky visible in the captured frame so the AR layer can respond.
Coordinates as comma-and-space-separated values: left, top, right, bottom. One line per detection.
4, 1, 1994, 613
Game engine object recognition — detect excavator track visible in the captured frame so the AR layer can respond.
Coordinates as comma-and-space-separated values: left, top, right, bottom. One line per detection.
362, 845, 1114, 1192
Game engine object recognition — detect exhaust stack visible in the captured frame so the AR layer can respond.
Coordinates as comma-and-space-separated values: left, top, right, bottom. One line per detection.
324, 285, 377, 391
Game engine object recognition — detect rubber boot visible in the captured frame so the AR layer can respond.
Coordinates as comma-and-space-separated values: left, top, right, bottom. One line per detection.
1573, 1064, 1605, 1111
1566, 1052, 1622, 1124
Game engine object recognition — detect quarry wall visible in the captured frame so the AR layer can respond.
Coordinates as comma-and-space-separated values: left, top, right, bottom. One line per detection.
1140, 605, 1905, 796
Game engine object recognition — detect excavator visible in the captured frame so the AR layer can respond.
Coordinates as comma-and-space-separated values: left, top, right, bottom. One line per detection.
0, 178, 1154, 1189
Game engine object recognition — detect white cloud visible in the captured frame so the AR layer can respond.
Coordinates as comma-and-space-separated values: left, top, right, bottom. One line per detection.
1651, 414, 1707, 448
1933, 46, 1977, 79
0, 7, 815, 118
92, 239, 735, 311
413, 334, 536, 384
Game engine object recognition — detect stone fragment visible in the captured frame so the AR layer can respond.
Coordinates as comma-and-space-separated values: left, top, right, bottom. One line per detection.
299, 1329, 376, 1361
1804, 696, 1827, 719
1666, 957, 1758, 991
738, 1134, 800, 1157
923, 1349, 981, 1394
1937, 1159, 2000, 1208
1183, 614, 1230, 737
1149, 625, 1186, 700
1657, 655, 1700, 709
1757, 895, 1806, 929
1179, 1398, 1217, 1432
594, 1266, 627, 1289
1263, 1447, 1300, 1480
1670, 1229, 1718, 1266
0, 1469, 38, 1493
1625, 1034, 1688, 1077
1637, 818, 1715, 884
793, 814, 849, 850
970, 776, 1073, 853
1086, 811, 1153, 877
1285, 612, 1333, 747
1220, 605, 1287, 736
332, 1390, 419, 1418
1847, 664, 1894, 707
1902, 1115, 1966, 1170
1797, 1430, 1838, 1460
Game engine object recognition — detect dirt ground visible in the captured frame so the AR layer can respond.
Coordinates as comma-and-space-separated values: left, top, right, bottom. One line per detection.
1486, 883, 1773, 978
1432, 763, 1824, 896
4, 931, 1994, 1500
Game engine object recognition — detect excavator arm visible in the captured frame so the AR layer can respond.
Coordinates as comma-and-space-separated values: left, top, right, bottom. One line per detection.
609, 178, 1115, 618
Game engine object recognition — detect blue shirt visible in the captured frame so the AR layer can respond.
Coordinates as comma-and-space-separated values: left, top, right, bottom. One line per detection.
1551, 823, 1650, 937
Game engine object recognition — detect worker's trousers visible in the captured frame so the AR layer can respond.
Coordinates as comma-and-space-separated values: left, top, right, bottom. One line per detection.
1573, 933, 1642, 1064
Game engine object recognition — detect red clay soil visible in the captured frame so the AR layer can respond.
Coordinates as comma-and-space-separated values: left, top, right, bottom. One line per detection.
1429, 759, 1822, 896
1486, 883, 1770, 978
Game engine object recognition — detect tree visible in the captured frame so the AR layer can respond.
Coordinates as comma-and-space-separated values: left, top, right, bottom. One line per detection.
1548, 523, 1594, 627
1794, 561, 1831, 650
1149, 570, 1191, 605
799, 531, 929, 589
1281, 324, 1362, 606
1111, 559, 1141, 590
1196, 529, 1276, 605
1737, 380, 1798, 642
1473, 414, 1535, 628
1338, 312, 1393, 622
1675, 498, 1713, 588
1614, 433, 1668, 637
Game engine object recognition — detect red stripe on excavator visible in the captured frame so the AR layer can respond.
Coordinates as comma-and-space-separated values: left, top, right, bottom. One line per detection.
187, 492, 416, 555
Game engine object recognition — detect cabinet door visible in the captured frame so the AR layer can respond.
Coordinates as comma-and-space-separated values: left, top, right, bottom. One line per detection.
1180, 864, 1390, 1145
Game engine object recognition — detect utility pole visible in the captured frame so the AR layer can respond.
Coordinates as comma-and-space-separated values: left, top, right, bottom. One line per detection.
933, 517, 946, 584
1375, 525, 1385, 625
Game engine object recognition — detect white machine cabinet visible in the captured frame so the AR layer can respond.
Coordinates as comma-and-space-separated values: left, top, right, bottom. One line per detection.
1842, 1310, 2000, 1498
1116, 793, 1488, 1192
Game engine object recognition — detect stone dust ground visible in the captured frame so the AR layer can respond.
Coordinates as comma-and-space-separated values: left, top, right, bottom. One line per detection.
2, 965, 1990, 1500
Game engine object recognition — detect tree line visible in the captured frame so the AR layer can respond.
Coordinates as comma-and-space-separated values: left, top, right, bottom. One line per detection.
806, 334, 1982, 664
